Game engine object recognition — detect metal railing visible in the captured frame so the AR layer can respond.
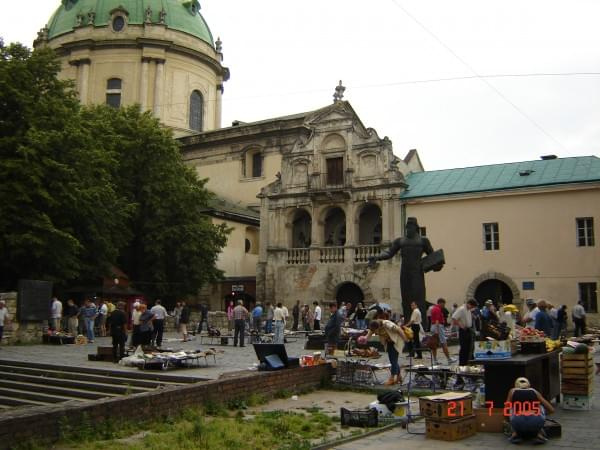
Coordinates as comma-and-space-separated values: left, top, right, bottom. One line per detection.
308, 172, 351, 190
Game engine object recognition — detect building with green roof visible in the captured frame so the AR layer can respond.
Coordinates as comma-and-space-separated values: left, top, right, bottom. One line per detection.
401, 155, 599, 322
35, 0, 229, 137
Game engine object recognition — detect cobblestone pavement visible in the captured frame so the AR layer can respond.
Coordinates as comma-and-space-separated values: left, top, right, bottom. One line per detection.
0, 331, 310, 379
333, 373, 600, 449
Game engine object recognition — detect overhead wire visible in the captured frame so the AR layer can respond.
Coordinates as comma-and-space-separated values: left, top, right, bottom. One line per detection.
389, 0, 570, 152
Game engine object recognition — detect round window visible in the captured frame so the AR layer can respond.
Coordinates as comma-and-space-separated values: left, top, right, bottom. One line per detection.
112, 16, 125, 32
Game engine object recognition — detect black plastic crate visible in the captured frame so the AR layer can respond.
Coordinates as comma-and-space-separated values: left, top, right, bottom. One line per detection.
340, 407, 378, 427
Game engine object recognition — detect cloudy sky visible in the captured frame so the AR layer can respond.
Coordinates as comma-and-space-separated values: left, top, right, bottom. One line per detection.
2, 0, 599, 170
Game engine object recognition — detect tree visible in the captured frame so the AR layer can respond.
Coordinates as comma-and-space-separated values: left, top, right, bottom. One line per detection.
0, 41, 131, 289
83, 105, 230, 299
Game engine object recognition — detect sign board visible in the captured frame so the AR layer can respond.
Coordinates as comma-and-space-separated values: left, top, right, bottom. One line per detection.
17, 279, 52, 321
522, 281, 535, 291
232, 284, 244, 293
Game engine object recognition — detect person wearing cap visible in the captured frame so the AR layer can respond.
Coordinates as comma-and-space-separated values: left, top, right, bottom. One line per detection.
523, 299, 539, 329
506, 377, 554, 444
481, 299, 499, 323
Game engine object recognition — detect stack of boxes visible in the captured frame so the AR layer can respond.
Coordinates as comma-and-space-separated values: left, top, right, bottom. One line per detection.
561, 351, 594, 410
419, 392, 477, 441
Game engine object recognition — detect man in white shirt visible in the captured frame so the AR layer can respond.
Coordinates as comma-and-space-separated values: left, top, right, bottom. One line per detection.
452, 299, 478, 367
273, 303, 286, 344
407, 301, 423, 358
98, 300, 108, 337
50, 297, 63, 331
523, 299, 539, 329
150, 299, 168, 347
0, 300, 11, 345
572, 301, 587, 337
313, 302, 322, 330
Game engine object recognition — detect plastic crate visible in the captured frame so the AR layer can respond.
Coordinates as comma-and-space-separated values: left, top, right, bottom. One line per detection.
561, 394, 593, 411
340, 407, 378, 427
335, 360, 376, 385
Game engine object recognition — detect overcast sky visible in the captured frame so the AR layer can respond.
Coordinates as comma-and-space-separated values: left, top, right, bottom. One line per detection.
2, 0, 599, 170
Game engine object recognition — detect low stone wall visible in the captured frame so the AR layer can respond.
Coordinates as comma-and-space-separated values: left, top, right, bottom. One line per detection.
0, 364, 333, 449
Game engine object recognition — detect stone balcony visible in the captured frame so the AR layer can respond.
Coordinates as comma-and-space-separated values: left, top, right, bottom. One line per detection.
283, 244, 382, 265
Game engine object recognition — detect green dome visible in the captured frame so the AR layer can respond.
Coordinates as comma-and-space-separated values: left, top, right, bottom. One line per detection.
47, 0, 214, 45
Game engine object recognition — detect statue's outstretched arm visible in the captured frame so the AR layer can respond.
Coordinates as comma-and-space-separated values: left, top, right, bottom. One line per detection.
369, 239, 401, 266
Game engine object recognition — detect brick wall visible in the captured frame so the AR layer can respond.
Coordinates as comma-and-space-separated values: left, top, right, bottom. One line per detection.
0, 364, 333, 449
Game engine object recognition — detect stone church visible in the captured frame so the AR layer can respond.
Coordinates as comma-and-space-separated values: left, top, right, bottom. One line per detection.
36, 0, 599, 320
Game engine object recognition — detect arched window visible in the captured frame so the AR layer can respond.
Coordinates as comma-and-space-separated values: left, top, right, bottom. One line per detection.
106, 78, 122, 108
189, 90, 203, 131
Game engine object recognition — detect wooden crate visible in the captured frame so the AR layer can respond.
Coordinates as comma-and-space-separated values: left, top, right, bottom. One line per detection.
561, 359, 594, 368
419, 393, 473, 420
474, 407, 506, 433
426, 415, 477, 441
562, 353, 592, 361
561, 384, 593, 396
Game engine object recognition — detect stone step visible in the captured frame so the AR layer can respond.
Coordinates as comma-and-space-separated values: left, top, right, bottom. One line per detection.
0, 395, 49, 407
0, 364, 167, 389
0, 387, 84, 404
0, 379, 119, 401
0, 370, 149, 395
0, 359, 202, 384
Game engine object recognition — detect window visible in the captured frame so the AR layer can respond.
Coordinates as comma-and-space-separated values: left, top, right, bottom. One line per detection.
189, 90, 203, 131
106, 78, 122, 108
579, 282, 598, 313
243, 149, 262, 178
112, 16, 125, 32
326, 157, 344, 186
576, 218, 594, 246
245, 238, 251, 253
252, 152, 262, 178
483, 222, 499, 250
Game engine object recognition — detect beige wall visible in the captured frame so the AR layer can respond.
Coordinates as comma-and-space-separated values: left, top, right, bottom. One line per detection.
213, 218, 258, 277
47, 23, 224, 134
405, 185, 600, 322
193, 151, 282, 207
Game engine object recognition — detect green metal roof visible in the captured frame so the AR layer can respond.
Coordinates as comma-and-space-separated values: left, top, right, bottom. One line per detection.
401, 156, 600, 199
47, 0, 214, 45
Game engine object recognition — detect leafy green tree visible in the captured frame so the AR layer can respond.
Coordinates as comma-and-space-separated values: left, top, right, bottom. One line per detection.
0, 41, 131, 289
83, 105, 230, 299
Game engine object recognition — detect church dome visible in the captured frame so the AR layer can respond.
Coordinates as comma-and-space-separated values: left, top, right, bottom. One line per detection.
47, 0, 214, 45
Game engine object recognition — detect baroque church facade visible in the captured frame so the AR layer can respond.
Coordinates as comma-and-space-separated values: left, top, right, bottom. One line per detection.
38, 1, 599, 322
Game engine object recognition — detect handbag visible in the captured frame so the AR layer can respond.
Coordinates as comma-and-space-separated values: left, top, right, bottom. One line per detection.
421, 333, 439, 350
401, 326, 414, 341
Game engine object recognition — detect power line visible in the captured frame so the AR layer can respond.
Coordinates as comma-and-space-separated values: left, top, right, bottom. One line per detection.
389, 0, 569, 152
143, 71, 600, 108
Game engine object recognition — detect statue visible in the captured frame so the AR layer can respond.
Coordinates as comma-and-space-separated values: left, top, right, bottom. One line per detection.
368, 217, 444, 318
145, 6, 153, 23
159, 8, 167, 24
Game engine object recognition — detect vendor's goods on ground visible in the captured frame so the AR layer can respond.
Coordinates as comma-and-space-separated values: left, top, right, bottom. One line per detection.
420, 392, 476, 441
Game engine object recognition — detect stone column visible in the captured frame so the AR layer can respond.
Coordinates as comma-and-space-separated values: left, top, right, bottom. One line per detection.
215, 84, 223, 130
382, 197, 391, 244
139, 57, 151, 111
153, 59, 165, 119
344, 202, 357, 263
78, 59, 91, 105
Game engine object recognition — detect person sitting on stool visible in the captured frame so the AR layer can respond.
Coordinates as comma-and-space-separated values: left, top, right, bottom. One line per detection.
506, 377, 554, 445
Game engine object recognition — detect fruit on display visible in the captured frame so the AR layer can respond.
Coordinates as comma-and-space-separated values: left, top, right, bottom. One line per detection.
519, 327, 545, 341
502, 304, 519, 314
545, 339, 561, 352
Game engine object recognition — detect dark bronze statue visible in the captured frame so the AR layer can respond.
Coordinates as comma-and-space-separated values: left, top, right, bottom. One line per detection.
368, 217, 444, 318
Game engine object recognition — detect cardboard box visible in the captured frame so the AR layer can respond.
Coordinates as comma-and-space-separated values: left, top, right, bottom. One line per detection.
425, 415, 477, 441
419, 392, 473, 420
474, 407, 506, 433
474, 340, 511, 360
